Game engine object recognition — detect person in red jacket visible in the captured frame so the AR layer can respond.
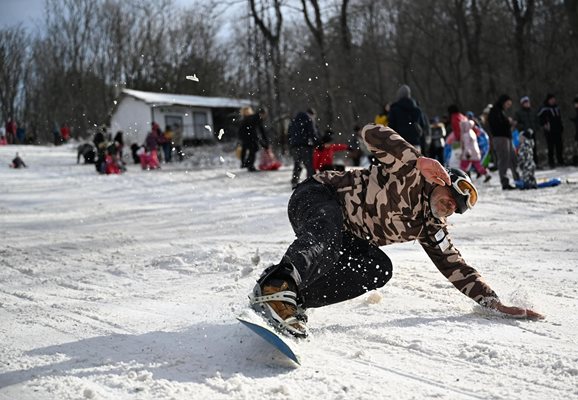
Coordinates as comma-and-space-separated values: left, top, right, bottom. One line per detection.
313, 130, 350, 172
60, 123, 71, 143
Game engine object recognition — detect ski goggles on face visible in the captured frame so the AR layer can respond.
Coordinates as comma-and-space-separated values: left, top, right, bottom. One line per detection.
450, 177, 478, 213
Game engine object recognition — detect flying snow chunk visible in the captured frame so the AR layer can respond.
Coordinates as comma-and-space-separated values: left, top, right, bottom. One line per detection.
186, 74, 199, 82
219, 156, 225, 163
204, 125, 212, 132
226, 171, 236, 179
218, 128, 225, 140
365, 291, 383, 304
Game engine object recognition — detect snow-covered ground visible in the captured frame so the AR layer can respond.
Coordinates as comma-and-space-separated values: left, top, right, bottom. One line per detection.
1, 143, 577, 400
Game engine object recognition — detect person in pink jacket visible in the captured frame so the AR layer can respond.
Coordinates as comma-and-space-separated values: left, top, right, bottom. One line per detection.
460, 120, 491, 182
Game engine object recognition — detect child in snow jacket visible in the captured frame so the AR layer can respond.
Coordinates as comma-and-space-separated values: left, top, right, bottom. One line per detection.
517, 130, 537, 189
459, 120, 490, 181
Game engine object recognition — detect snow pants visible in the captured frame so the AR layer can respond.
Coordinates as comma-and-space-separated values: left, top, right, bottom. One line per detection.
290, 146, 315, 186
258, 179, 393, 309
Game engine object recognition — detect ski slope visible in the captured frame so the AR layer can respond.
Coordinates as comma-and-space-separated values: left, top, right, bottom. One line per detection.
1, 143, 577, 400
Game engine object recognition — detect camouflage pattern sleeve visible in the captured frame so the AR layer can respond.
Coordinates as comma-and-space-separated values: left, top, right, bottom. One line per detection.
361, 124, 421, 173
419, 224, 499, 307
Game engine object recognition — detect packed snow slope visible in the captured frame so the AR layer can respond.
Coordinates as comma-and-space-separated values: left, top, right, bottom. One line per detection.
1, 144, 577, 400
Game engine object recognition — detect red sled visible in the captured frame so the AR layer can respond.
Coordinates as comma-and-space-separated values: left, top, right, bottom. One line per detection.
104, 154, 122, 174
140, 149, 161, 170
259, 149, 282, 171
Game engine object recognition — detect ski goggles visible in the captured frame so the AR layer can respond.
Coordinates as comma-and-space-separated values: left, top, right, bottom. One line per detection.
450, 177, 478, 213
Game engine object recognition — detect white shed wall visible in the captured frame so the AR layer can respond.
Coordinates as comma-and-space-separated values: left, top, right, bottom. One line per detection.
110, 97, 151, 146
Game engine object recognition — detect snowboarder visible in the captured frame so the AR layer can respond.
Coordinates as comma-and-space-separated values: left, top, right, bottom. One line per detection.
249, 123, 544, 338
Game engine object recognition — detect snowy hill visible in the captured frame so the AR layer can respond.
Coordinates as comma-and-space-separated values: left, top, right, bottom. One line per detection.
1, 144, 577, 400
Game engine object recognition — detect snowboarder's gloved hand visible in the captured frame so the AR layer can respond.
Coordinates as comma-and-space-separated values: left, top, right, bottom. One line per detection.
416, 157, 451, 186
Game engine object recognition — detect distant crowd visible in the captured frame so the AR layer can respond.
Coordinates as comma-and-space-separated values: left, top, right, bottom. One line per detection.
274, 87, 578, 190
4, 89, 578, 185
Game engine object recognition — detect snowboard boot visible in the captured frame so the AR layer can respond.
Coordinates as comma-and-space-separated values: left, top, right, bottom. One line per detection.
250, 277, 308, 338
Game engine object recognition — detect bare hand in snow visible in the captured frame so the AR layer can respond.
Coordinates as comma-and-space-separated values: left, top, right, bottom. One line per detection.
494, 302, 545, 320
416, 157, 451, 186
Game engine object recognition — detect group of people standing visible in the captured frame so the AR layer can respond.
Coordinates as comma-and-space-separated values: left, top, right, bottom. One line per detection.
1, 119, 27, 145
376, 86, 578, 190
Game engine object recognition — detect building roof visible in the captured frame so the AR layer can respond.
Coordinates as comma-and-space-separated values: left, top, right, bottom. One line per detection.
122, 88, 253, 109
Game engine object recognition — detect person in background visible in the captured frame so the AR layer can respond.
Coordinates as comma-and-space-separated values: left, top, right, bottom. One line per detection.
16, 123, 26, 144
459, 119, 491, 183
60, 123, 70, 143
313, 130, 350, 172
515, 96, 541, 167
374, 103, 390, 126
388, 85, 429, 151
5, 119, 17, 145
93, 126, 107, 173
428, 116, 446, 164
538, 93, 564, 168
173, 123, 184, 162
571, 96, 578, 164
10, 153, 27, 168
488, 94, 519, 190
162, 125, 174, 163
52, 123, 61, 146
447, 105, 470, 143
114, 131, 124, 161
517, 129, 537, 189
238, 107, 269, 172
288, 108, 320, 188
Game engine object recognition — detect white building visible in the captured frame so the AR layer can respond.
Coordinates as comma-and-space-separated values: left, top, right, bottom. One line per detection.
110, 89, 253, 146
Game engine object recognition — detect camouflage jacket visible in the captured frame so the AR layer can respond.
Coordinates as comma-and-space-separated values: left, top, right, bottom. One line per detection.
313, 124, 498, 306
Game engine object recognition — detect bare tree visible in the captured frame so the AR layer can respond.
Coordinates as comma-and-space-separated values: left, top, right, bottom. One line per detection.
248, 0, 285, 144
564, 0, 578, 41
0, 26, 28, 123
301, 0, 336, 128
506, 0, 535, 93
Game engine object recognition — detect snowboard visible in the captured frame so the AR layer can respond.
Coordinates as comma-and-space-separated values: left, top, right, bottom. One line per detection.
237, 314, 301, 365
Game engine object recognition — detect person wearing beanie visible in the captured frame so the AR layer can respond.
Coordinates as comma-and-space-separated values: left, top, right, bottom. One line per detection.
537, 93, 564, 168
515, 96, 541, 167
388, 84, 430, 150
488, 94, 519, 189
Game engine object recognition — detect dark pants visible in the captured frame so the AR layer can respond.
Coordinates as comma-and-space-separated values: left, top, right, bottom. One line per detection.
545, 130, 564, 167
290, 146, 315, 186
428, 144, 444, 165
258, 179, 393, 309
241, 140, 259, 170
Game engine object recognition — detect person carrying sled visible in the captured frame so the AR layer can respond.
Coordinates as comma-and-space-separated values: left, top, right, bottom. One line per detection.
249, 123, 544, 338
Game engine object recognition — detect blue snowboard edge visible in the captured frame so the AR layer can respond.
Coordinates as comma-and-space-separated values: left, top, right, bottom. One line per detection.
237, 317, 300, 365
515, 177, 562, 189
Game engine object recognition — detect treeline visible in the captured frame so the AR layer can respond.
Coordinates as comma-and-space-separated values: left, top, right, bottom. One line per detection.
1, 0, 577, 144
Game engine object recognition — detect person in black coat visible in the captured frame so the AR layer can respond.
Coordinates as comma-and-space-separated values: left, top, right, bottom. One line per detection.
538, 94, 565, 168
388, 84, 429, 151
238, 107, 269, 172
288, 108, 320, 188
488, 94, 519, 189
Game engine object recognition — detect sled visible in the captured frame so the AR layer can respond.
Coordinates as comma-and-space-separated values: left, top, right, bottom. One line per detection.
514, 177, 562, 189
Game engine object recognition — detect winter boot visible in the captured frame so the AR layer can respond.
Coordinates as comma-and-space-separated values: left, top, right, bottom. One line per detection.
250, 277, 308, 338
